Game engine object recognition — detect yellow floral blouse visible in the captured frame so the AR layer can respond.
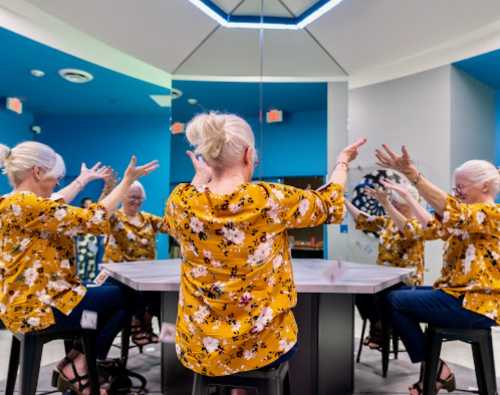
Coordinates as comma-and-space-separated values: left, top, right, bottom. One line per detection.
103, 209, 163, 262
162, 182, 345, 376
425, 196, 500, 324
0, 192, 109, 333
355, 213, 425, 286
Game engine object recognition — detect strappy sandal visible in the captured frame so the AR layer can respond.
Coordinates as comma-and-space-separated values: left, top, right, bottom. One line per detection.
409, 360, 456, 395
131, 318, 158, 353
53, 354, 93, 395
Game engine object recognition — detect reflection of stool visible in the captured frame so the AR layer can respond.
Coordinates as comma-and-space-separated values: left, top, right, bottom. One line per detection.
423, 327, 497, 395
5, 329, 100, 395
192, 362, 290, 395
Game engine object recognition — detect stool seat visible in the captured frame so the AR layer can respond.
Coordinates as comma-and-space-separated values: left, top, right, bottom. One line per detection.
5, 327, 100, 395
192, 361, 290, 395
423, 326, 497, 395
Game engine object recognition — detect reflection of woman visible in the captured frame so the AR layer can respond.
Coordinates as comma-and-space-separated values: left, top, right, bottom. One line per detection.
162, 112, 366, 377
346, 182, 426, 349
0, 141, 157, 395
103, 181, 166, 349
376, 145, 499, 395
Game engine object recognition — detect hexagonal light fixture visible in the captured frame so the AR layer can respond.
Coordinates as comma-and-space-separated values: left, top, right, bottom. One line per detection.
188, 0, 344, 30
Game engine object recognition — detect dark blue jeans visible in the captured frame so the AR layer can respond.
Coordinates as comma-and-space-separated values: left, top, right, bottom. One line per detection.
386, 286, 496, 363
51, 285, 130, 359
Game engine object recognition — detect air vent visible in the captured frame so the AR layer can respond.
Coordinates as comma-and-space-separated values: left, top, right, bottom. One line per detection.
59, 69, 94, 84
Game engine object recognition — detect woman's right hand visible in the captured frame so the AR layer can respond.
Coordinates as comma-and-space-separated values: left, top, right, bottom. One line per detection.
187, 151, 212, 185
375, 145, 418, 179
365, 187, 390, 206
337, 138, 367, 164
123, 156, 159, 184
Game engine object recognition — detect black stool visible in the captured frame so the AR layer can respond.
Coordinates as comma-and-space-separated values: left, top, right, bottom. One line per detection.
423, 327, 497, 395
5, 328, 100, 395
192, 361, 290, 395
356, 317, 401, 377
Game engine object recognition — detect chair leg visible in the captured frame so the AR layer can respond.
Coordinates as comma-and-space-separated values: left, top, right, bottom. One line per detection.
422, 330, 443, 395
356, 318, 367, 363
19, 335, 43, 395
5, 336, 21, 395
381, 322, 391, 378
192, 373, 209, 395
392, 333, 399, 360
81, 331, 100, 395
121, 323, 131, 366
472, 336, 497, 395
283, 371, 291, 395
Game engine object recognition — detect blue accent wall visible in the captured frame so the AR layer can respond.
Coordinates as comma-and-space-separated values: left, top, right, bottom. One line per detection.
37, 114, 172, 258
170, 110, 327, 183
0, 108, 34, 194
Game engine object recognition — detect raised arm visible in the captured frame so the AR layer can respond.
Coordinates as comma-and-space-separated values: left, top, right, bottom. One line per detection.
345, 200, 363, 220
380, 179, 434, 226
186, 151, 213, 188
365, 187, 408, 232
328, 138, 367, 188
55, 162, 112, 203
100, 156, 159, 213
375, 145, 448, 215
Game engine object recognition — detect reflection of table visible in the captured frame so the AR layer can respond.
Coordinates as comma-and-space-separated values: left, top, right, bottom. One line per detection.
104, 259, 412, 395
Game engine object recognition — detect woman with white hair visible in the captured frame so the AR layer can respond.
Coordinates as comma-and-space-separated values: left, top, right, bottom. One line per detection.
103, 180, 166, 349
376, 145, 499, 395
0, 141, 158, 395
346, 180, 428, 349
161, 112, 366, 379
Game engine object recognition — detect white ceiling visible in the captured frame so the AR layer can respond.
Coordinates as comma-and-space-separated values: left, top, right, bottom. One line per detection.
8, 0, 500, 86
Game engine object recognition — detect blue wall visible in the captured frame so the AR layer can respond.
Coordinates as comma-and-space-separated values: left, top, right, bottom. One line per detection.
0, 108, 34, 194
497, 93, 500, 167
171, 110, 327, 183
37, 114, 171, 258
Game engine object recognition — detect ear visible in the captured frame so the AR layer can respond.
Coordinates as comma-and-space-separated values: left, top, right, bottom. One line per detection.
32, 166, 42, 182
481, 181, 490, 194
243, 147, 253, 166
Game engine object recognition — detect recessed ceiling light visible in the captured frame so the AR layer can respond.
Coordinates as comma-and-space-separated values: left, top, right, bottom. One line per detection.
59, 68, 94, 84
188, 98, 198, 105
171, 88, 183, 100
30, 69, 45, 78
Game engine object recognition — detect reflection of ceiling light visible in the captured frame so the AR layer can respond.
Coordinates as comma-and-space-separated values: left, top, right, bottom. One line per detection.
188, 0, 343, 30
30, 69, 45, 78
188, 98, 198, 105
59, 69, 94, 84
150, 94, 172, 107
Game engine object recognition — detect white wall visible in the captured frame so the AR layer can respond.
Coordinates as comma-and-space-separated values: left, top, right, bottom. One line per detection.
335, 66, 453, 284
450, 67, 496, 170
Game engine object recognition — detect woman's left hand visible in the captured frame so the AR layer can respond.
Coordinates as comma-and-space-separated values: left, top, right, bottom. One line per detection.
79, 162, 113, 184
187, 151, 212, 185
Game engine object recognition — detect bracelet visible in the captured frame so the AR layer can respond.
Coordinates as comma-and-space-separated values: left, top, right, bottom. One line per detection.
410, 172, 422, 186
336, 161, 349, 169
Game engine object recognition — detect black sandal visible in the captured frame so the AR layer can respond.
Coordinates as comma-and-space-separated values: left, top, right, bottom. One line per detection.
131, 318, 158, 353
409, 361, 456, 395
54, 355, 92, 395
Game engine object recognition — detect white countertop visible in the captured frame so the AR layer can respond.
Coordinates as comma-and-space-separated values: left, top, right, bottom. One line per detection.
103, 258, 413, 294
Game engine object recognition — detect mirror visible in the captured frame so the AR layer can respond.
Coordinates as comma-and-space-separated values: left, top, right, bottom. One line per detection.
168, 0, 265, 257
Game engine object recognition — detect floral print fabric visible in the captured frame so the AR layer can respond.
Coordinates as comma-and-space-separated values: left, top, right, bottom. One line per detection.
355, 214, 425, 286
0, 192, 109, 333
162, 182, 345, 376
103, 210, 163, 262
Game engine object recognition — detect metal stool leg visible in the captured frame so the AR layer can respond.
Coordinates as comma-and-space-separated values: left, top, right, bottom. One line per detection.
422, 329, 443, 395
81, 331, 100, 395
356, 318, 367, 363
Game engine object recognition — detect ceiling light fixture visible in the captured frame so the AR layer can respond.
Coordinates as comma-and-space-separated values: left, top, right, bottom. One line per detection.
59, 68, 94, 84
30, 69, 45, 78
188, 0, 343, 30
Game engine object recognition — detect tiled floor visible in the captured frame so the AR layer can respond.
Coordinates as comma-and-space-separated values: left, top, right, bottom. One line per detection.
0, 313, 498, 394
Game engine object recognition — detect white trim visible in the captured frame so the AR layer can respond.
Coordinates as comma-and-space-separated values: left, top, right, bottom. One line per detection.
0, 0, 172, 89
350, 18, 500, 89
173, 74, 348, 82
